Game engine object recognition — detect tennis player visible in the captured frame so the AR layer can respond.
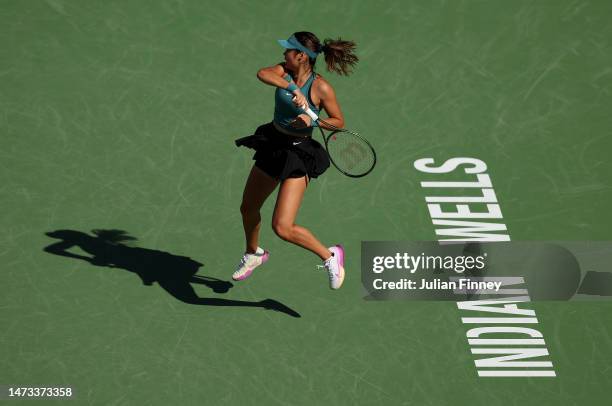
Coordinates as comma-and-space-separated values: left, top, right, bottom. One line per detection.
233, 31, 358, 289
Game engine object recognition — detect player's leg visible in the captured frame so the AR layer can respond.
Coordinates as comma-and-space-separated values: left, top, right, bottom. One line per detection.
240, 165, 279, 253
271, 176, 330, 259
233, 165, 278, 281
271, 176, 345, 289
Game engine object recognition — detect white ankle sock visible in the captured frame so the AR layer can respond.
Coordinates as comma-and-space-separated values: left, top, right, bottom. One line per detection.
255, 247, 264, 255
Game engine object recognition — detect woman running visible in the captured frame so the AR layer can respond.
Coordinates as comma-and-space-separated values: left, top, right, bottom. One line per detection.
233, 31, 358, 289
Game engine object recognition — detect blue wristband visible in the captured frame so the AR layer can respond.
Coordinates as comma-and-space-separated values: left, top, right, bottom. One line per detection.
286, 82, 298, 93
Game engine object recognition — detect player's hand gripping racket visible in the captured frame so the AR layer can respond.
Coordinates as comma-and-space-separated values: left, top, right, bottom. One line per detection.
296, 100, 376, 178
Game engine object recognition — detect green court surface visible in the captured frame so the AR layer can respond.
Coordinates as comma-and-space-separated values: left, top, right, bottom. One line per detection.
2, 0, 611, 404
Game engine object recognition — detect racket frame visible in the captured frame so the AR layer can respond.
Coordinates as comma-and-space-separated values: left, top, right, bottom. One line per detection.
301, 103, 377, 178
318, 128, 377, 178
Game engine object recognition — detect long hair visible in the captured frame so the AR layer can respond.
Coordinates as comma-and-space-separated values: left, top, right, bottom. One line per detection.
92, 229, 137, 245
293, 31, 358, 76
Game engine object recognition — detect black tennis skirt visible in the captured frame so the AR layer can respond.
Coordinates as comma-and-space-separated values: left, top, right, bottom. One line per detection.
235, 122, 330, 180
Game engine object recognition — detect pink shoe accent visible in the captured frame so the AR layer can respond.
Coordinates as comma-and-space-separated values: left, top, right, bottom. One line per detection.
334, 245, 344, 268
322, 244, 346, 290
234, 268, 253, 281
334, 245, 345, 283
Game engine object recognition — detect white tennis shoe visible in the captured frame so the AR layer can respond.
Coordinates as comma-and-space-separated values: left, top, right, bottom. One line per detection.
321, 245, 345, 289
232, 249, 269, 281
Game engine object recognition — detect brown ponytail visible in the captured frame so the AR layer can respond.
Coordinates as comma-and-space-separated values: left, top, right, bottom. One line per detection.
320, 38, 359, 76
293, 31, 359, 76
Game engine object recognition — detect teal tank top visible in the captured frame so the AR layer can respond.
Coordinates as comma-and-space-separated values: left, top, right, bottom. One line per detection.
274, 72, 319, 135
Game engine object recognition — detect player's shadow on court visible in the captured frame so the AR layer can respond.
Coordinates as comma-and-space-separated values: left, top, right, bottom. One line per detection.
43, 229, 300, 318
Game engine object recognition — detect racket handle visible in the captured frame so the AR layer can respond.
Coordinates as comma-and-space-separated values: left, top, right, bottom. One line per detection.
292, 96, 319, 122
302, 105, 319, 122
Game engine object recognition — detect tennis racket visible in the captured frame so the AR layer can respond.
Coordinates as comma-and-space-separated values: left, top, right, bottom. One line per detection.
297, 102, 376, 178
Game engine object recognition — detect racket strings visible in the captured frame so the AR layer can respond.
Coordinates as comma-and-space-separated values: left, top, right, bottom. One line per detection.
326, 132, 375, 176
314, 116, 376, 178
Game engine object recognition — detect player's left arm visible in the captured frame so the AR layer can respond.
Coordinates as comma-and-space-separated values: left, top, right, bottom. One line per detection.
291, 78, 345, 129
315, 79, 344, 130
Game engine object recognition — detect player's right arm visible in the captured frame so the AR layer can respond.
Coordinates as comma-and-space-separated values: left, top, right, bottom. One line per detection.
256, 63, 307, 108
256, 63, 288, 87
